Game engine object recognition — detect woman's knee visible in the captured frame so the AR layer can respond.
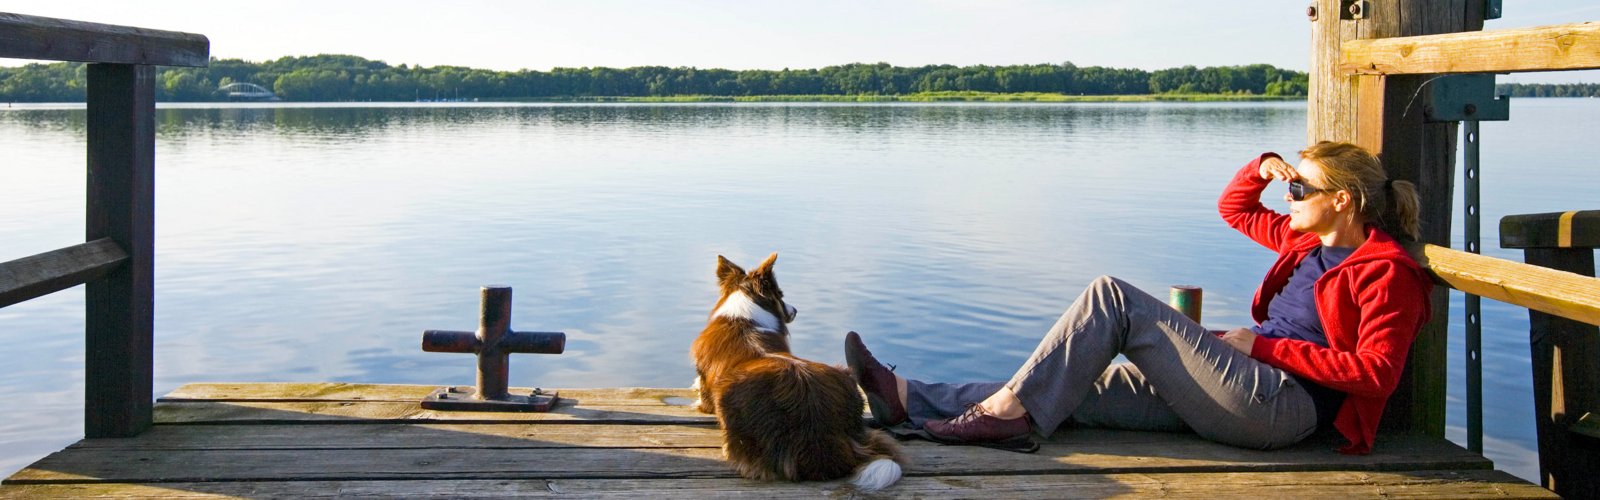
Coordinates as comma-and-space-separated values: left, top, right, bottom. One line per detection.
1090, 275, 1118, 288
1088, 275, 1129, 295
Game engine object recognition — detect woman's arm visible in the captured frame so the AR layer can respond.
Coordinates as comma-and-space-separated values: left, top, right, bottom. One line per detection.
1218, 153, 1297, 252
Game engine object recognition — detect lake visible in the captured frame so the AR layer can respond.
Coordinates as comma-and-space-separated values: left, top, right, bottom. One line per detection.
2, 100, 1596, 481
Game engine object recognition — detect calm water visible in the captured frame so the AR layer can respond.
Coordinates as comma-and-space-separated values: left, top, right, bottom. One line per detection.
2, 100, 1596, 481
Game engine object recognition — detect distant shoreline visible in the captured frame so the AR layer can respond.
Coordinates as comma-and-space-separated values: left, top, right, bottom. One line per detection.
488, 92, 1307, 103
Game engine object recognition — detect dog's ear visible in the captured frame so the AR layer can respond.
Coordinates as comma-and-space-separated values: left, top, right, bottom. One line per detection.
748, 254, 779, 294
716, 255, 745, 287
750, 253, 778, 277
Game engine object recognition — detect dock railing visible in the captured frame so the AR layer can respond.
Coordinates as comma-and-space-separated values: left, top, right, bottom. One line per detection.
0, 12, 208, 438
1329, 9, 1600, 497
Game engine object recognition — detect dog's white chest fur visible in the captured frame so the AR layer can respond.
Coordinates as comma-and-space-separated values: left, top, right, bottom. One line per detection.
713, 291, 780, 332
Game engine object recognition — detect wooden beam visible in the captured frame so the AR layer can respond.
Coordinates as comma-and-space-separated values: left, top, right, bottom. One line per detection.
1406, 242, 1600, 327
1356, 72, 1454, 437
1342, 21, 1600, 75
0, 11, 208, 67
84, 63, 156, 439
1313, 0, 1476, 439
0, 471, 1561, 500
6, 426, 1491, 483
1502, 210, 1600, 249
0, 238, 127, 308
1523, 248, 1600, 497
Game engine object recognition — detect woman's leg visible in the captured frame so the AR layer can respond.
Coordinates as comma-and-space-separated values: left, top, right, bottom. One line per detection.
902, 363, 1188, 432
845, 331, 1009, 428
902, 379, 1006, 428
997, 275, 1316, 449
1065, 362, 1188, 432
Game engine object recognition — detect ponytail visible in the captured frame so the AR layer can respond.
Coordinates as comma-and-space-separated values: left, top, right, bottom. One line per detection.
1382, 179, 1421, 241
1298, 141, 1422, 241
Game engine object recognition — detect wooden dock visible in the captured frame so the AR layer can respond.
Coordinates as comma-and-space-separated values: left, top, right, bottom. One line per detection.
0, 383, 1557, 499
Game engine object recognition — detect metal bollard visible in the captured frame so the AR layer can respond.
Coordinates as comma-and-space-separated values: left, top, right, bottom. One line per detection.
419, 286, 566, 411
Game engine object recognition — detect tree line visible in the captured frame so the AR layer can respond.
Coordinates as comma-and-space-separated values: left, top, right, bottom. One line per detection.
0, 54, 1312, 102
1495, 83, 1600, 98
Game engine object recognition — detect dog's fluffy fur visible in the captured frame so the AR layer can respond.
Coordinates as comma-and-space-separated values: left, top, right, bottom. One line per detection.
690, 254, 906, 490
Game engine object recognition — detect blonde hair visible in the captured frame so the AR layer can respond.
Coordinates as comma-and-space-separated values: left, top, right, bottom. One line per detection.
1298, 141, 1421, 241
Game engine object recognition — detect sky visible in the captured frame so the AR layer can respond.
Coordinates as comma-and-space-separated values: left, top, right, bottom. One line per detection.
1, 0, 1597, 83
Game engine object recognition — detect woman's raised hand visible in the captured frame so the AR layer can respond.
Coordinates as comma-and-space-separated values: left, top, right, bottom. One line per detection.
1258, 155, 1299, 183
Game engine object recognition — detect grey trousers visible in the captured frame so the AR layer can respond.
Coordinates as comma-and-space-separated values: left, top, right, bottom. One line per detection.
905, 275, 1319, 450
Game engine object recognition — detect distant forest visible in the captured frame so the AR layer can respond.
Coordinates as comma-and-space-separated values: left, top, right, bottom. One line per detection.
1495, 83, 1600, 98
1, 54, 1311, 102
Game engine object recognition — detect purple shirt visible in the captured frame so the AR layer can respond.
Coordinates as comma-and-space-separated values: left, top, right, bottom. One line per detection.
1252, 244, 1356, 428
1252, 245, 1356, 345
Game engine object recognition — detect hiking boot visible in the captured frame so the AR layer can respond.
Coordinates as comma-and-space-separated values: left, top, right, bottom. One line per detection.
845, 331, 907, 426
923, 403, 1032, 444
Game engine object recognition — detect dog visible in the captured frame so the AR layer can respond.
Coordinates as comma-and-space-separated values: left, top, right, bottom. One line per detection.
690, 254, 906, 490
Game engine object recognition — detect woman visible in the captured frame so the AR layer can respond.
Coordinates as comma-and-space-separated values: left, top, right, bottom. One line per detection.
846, 141, 1432, 454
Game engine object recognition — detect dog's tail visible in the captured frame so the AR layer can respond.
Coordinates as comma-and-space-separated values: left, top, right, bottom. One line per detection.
849, 429, 906, 491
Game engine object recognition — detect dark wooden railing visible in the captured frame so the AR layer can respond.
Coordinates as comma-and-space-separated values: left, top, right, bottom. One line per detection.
0, 12, 207, 438
1498, 211, 1600, 498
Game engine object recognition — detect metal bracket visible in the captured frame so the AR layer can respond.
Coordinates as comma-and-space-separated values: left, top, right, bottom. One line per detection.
1425, 74, 1509, 122
421, 386, 560, 412
1574, 412, 1600, 439
1340, 0, 1369, 20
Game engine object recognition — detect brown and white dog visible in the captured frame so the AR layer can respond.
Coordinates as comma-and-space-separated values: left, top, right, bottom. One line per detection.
690, 254, 906, 490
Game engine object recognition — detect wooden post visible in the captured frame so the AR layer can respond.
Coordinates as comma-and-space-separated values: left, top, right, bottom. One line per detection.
84, 63, 156, 438
1501, 210, 1600, 497
1525, 249, 1600, 497
1309, 0, 1481, 438
1305, 0, 1478, 435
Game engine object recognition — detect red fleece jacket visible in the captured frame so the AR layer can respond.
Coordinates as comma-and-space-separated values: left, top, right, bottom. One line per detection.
1217, 153, 1434, 455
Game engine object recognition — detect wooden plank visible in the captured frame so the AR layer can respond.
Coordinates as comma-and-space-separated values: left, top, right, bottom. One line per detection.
151, 400, 719, 425
0, 238, 127, 308
149, 384, 1482, 469
3, 440, 1486, 484
0, 471, 1557, 499
54, 424, 1485, 470
84, 63, 156, 439
1406, 242, 1600, 326
8, 426, 1488, 484
0, 12, 208, 66
159, 383, 698, 405
1341, 21, 1600, 75
62, 424, 726, 450
152, 384, 714, 424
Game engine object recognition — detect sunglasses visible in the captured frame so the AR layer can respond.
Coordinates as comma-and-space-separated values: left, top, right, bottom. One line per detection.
1287, 180, 1328, 201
